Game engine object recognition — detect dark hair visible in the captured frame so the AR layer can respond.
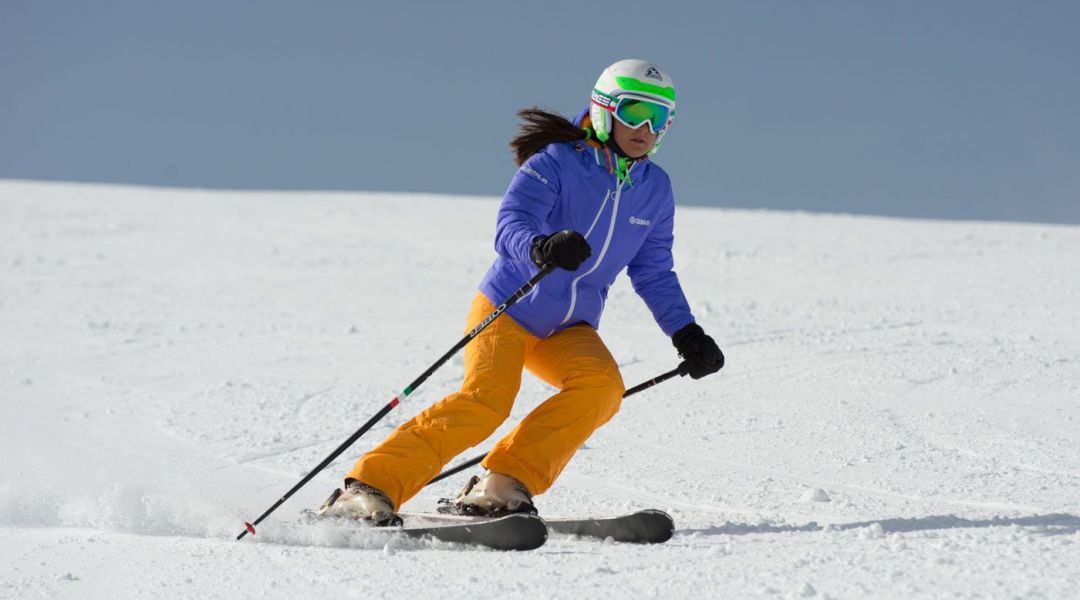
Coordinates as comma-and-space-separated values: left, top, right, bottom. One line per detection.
509, 107, 588, 166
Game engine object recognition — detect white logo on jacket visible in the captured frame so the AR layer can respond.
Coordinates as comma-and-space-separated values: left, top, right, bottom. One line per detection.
520, 165, 549, 185
629, 216, 651, 226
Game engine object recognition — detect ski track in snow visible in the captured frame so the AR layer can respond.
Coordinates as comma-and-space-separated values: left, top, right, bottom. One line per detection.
2, 180, 1079, 599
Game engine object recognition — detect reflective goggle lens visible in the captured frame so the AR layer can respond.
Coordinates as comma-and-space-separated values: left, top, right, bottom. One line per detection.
614, 97, 671, 134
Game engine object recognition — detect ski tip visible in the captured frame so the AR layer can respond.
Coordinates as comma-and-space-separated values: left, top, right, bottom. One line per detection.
639, 510, 675, 543
640, 508, 675, 521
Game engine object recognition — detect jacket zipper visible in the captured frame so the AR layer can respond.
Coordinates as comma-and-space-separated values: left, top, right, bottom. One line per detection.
554, 172, 629, 330
531, 188, 611, 304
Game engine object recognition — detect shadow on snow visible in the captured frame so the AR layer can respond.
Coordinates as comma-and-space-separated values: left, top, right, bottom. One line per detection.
683, 513, 1080, 537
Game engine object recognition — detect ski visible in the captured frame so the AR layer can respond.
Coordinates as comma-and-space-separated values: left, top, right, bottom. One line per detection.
397, 513, 548, 550
302, 510, 548, 551
427, 504, 675, 544
546, 509, 675, 544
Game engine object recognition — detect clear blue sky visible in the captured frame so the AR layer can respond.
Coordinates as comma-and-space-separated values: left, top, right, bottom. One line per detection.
2, 1, 1078, 223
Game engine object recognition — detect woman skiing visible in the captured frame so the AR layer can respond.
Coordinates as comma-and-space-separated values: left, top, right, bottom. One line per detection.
322, 59, 724, 523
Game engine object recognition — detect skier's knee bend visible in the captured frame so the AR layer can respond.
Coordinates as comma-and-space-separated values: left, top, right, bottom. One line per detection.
458, 384, 518, 422
564, 362, 624, 393
595, 362, 625, 396
596, 371, 624, 423
580, 367, 623, 424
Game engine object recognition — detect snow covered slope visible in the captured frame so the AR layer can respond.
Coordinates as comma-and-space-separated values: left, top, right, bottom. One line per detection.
1, 180, 1078, 599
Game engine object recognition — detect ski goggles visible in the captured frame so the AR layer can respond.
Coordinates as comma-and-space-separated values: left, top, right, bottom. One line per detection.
592, 90, 673, 134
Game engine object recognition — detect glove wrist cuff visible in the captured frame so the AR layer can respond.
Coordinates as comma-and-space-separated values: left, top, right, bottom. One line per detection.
530, 234, 548, 268
672, 322, 704, 349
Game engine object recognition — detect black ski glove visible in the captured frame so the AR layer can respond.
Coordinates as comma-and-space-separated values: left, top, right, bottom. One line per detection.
531, 230, 592, 271
672, 323, 724, 380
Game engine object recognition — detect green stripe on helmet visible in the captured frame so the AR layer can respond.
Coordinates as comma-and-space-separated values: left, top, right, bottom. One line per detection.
614, 76, 676, 103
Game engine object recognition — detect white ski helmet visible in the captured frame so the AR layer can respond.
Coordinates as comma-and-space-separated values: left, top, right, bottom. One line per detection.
589, 59, 677, 155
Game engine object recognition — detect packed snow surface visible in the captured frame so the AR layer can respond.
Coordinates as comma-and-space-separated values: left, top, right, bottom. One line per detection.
1, 180, 1078, 599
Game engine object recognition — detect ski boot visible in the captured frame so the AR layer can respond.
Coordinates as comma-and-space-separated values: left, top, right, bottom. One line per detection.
318, 479, 403, 526
444, 471, 537, 517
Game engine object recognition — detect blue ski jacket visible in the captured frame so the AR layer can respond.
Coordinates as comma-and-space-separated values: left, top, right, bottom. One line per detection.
478, 110, 696, 339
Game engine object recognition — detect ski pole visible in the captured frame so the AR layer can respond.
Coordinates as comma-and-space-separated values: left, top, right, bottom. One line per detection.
426, 361, 690, 487
237, 264, 556, 540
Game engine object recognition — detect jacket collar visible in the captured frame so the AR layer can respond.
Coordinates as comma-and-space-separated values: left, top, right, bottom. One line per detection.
574, 109, 645, 185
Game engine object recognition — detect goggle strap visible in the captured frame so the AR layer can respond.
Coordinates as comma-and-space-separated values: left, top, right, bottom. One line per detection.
591, 89, 617, 112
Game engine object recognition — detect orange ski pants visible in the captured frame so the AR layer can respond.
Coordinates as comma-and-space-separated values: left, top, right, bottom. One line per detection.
347, 293, 625, 509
